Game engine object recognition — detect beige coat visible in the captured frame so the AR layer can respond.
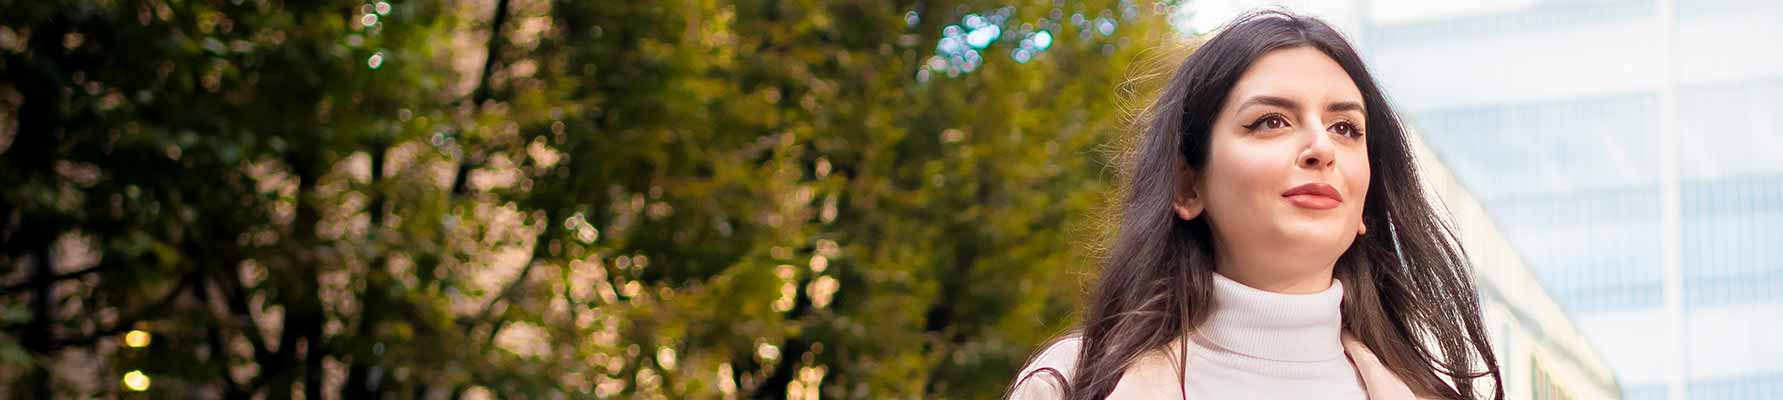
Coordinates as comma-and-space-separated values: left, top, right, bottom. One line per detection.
1012, 333, 1438, 400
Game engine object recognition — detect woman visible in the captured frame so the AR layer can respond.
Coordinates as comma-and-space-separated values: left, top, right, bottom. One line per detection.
1008, 9, 1503, 400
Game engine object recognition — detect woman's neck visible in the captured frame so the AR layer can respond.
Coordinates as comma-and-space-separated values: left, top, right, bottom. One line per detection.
1209, 235, 1343, 294
1214, 261, 1337, 294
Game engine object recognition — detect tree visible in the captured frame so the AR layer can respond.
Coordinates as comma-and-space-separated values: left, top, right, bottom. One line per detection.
0, 0, 1185, 398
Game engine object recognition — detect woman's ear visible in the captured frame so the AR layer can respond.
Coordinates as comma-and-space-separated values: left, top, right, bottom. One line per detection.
1173, 169, 1205, 221
1357, 220, 1367, 236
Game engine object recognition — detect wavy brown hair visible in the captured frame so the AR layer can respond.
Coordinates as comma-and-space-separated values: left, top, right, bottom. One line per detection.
1011, 9, 1503, 400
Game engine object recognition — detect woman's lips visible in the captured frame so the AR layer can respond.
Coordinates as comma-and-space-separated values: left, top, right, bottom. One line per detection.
1283, 183, 1342, 210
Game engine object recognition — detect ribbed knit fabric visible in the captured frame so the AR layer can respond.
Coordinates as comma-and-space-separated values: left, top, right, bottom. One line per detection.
1010, 272, 1371, 399
1181, 272, 1365, 398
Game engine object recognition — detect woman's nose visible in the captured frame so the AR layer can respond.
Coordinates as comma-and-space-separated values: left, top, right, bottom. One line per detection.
1298, 126, 1336, 169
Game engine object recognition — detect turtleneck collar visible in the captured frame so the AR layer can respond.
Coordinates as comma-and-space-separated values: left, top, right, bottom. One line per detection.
1191, 271, 1346, 363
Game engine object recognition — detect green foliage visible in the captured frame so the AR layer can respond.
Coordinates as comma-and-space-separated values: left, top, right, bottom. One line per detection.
0, 0, 1185, 398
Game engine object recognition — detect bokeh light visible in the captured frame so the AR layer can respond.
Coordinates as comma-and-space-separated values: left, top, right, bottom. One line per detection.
920, 1, 1141, 79
122, 370, 150, 391
123, 329, 150, 348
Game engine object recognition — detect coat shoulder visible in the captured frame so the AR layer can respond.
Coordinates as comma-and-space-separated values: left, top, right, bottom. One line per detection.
1107, 339, 1185, 400
1010, 336, 1082, 400
1012, 337, 1185, 400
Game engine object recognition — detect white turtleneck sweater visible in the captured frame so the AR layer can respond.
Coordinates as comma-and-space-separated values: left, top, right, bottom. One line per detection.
1011, 273, 1367, 399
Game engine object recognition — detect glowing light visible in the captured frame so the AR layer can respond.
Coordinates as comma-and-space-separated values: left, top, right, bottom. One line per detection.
773, 281, 796, 312
374, 1, 392, 15
937, 37, 961, 55
360, 13, 378, 27
816, 239, 840, 257
756, 342, 781, 362
964, 13, 986, 29
820, 194, 838, 223
965, 25, 1001, 49
1096, 17, 1118, 36
367, 52, 384, 69
808, 275, 839, 309
788, 365, 828, 400
923, 7, 1048, 80
657, 346, 678, 369
122, 370, 151, 391
124, 330, 151, 348
942, 128, 966, 143
718, 363, 738, 395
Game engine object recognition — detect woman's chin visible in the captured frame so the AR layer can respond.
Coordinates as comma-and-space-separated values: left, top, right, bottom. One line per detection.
1272, 222, 1358, 251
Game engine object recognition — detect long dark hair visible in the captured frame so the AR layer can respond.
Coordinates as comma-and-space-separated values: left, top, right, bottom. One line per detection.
1013, 9, 1503, 400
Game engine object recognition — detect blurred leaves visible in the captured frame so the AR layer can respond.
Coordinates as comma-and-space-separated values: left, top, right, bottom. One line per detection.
0, 0, 1183, 398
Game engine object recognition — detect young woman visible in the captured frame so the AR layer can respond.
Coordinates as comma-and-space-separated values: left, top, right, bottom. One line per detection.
1008, 9, 1503, 400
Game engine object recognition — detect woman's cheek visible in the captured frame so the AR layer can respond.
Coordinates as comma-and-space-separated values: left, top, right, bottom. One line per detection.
1222, 146, 1282, 208
1346, 150, 1370, 217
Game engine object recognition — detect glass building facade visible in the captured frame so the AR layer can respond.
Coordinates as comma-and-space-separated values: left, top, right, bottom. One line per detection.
1354, 0, 1783, 398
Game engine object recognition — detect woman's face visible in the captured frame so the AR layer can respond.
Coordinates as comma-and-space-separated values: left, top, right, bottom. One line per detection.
1177, 46, 1371, 291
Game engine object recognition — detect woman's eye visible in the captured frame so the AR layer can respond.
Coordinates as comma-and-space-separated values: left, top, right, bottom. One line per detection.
1263, 116, 1287, 129
1246, 115, 1289, 131
1331, 121, 1363, 138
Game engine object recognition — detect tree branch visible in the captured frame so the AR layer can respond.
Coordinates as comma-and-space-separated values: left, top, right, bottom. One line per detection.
343, 141, 392, 398
445, 0, 514, 198
193, 281, 247, 398
472, 0, 512, 106
0, 264, 108, 295
472, 216, 559, 346
211, 264, 274, 363
50, 272, 197, 348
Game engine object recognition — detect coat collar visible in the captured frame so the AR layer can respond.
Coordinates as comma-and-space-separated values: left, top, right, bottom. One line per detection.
1105, 334, 1436, 400
1340, 333, 1433, 400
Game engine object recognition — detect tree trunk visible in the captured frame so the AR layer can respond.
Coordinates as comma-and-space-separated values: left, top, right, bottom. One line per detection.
22, 243, 56, 399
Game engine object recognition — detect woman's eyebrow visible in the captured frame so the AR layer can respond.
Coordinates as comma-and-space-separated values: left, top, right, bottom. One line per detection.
1235, 95, 1300, 113
1235, 96, 1365, 114
1327, 101, 1364, 113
